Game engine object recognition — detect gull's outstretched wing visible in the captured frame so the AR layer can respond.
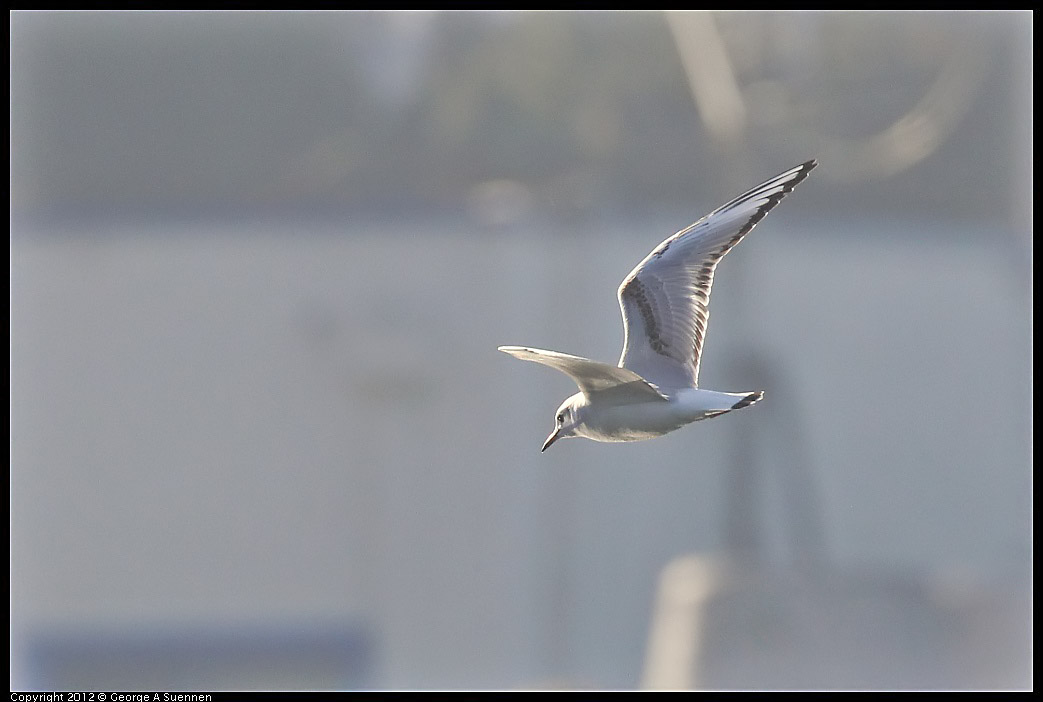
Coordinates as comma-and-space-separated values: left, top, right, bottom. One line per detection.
498, 346, 667, 402
617, 160, 817, 389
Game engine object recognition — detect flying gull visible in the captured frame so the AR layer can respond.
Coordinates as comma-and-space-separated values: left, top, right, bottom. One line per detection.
499, 160, 817, 451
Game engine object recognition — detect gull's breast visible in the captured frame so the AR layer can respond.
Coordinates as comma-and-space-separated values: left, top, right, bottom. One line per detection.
580, 399, 698, 442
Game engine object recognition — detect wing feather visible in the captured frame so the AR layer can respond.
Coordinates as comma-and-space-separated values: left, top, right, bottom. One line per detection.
498, 346, 667, 401
617, 160, 817, 388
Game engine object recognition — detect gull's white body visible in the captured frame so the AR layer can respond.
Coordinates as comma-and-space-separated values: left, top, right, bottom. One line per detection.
499, 161, 816, 450
566, 387, 762, 443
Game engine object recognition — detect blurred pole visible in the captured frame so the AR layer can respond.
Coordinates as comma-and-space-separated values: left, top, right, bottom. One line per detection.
665, 11, 747, 150
725, 355, 827, 570
640, 555, 727, 690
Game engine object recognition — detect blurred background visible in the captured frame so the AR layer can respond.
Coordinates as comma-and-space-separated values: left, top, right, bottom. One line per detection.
10, 10, 1031, 691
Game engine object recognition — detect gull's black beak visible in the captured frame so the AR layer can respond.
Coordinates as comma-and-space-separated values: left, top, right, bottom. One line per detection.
542, 427, 562, 452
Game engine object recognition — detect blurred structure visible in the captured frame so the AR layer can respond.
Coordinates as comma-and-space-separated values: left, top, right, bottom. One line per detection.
642, 556, 1030, 690
9, 11, 1026, 224
26, 625, 371, 691
10, 10, 1031, 691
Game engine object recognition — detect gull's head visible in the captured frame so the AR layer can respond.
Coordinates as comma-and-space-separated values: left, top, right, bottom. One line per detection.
542, 393, 585, 452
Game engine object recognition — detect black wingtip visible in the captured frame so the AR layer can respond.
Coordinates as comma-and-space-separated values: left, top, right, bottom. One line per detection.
790, 159, 818, 186
771, 161, 817, 199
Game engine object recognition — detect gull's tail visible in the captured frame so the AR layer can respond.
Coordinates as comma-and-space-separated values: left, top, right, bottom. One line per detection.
730, 391, 764, 411
697, 390, 764, 421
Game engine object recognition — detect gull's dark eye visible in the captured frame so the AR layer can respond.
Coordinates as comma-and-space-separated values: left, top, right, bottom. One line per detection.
556, 412, 565, 423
